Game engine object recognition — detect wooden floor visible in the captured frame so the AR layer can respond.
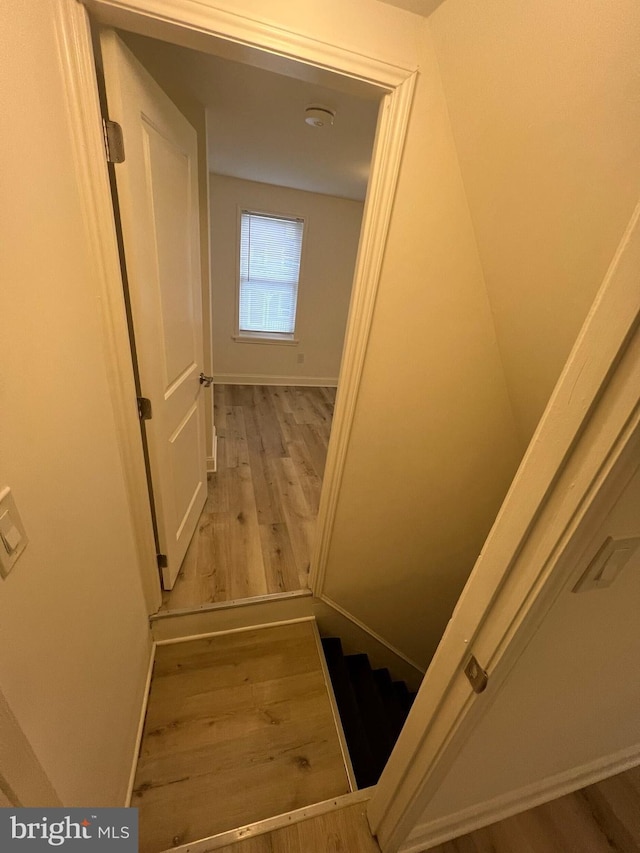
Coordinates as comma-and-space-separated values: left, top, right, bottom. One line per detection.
161, 385, 335, 612
427, 764, 640, 853
132, 621, 350, 853
179, 765, 640, 853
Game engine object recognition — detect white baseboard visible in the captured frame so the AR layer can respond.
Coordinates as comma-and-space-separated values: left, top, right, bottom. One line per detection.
401, 743, 640, 852
206, 426, 218, 473
314, 596, 425, 691
213, 373, 338, 387
150, 590, 314, 642
124, 642, 156, 806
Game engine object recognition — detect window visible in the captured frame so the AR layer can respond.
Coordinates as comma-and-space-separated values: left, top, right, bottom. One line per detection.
238, 210, 304, 339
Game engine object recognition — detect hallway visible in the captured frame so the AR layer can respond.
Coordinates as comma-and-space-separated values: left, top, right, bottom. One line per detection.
161, 384, 335, 611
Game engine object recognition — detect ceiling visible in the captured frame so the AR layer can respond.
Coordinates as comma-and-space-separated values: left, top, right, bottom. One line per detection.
122, 33, 381, 201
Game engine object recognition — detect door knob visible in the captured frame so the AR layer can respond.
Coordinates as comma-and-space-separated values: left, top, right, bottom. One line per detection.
199, 372, 214, 388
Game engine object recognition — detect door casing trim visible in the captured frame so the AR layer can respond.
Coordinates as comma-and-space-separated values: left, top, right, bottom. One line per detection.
55, 0, 417, 615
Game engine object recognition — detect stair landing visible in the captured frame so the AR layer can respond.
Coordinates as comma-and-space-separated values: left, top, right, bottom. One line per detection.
133, 621, 350, 853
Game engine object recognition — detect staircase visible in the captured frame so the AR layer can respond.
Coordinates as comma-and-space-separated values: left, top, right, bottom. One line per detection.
321, 637, 417, 788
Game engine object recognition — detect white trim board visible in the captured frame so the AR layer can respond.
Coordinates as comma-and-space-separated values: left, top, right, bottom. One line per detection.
162, 788, 375, 853
151, 589, 314, 642
84, 0, 412, 90
315, 596, 425, 692
213, 373, 339, 387
125, 641, 156, 806
308, 71, 417, 598
206, 425, 217, 473
400, 745, 640, 852
154, 615, 315, 647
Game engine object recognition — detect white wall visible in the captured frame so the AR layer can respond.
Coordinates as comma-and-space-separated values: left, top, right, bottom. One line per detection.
0, 0, 150, 805
409, 463, 640, 837
428, 0, 640, 444
321, 23, 523, 668
209, 174, 364, 384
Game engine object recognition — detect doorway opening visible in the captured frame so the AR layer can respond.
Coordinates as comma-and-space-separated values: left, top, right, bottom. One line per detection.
97, 27, 382, 614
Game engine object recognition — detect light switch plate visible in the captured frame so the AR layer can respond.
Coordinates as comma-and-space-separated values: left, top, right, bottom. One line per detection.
572, 535, 640, 593
0, 487, 28, 578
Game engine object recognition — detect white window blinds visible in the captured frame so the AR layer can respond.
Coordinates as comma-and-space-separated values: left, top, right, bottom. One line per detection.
239, 210, 304, 335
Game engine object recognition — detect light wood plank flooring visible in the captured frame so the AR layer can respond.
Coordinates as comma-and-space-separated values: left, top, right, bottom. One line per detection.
427, 764, 640, 853
161, 385, 335, 612
132, 621, 350, 853
216, 766, 640, 853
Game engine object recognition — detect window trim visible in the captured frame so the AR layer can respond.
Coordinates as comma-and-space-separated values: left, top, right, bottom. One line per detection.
234, 205, 307, 344
232, 331, 299, 346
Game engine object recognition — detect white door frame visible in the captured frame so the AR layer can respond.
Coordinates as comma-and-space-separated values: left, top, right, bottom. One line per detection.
53, 0, 417, 617
369, 200, 640, 850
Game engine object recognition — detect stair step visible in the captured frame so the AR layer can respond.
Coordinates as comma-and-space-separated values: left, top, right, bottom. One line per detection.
392, 680, 413, 715
372, 668, 407, 745
345, 654, 396, 779
320, 637, 417, 788
321, 639, 378, 788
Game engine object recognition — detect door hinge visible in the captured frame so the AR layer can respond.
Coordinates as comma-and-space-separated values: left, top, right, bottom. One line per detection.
137, 396, 153, 421
464, 654, 489, 694
157, 554, 168, 569
102, 118, 125, 163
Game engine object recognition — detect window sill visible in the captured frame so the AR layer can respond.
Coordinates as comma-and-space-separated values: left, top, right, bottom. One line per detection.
232, 333, 299, 346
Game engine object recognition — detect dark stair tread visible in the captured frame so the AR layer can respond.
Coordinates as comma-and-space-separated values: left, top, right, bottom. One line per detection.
393, 680, 413, 714
345, 654, 396, 778
320, 637, 416, 788
321, 639, 378, 788
373, 668, 407, 744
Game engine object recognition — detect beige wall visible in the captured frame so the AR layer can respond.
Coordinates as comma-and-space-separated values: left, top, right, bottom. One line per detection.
322, 23, 522, 668
209, 175, 364, 383
428, 0, 640, 443
0, 0, 150, 805
410, 462, 640, 834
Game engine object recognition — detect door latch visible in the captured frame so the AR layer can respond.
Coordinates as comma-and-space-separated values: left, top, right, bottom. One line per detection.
199, 372, 214, 387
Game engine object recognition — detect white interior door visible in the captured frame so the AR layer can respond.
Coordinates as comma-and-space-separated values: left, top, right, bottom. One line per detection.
101, 29, 207, 589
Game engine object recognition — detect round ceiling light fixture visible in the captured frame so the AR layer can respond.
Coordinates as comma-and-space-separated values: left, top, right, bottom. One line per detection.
304, 105, 336, 128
